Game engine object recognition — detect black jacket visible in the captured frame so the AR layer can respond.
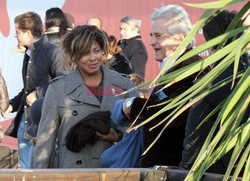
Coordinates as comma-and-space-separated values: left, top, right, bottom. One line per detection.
119, 36, 148, 78
6, 35, 65, 139
108, 53, 132, 74
130, 48, 210, 167
65, 111, 111, 153
180, 54, 249, 174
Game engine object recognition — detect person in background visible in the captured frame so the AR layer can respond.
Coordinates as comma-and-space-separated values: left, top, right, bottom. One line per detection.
2, 11, 65, 168
0, 68, 9, 143
180, 10, 249, 174
0, 69, 17, 168
112, 5, 210, 168
0, 69, 9, 116
64, 12, 75, 30
34, 25, 136, 168
103, 35, 132, 74
44, 7, 70, 45
119, 16, 148, 78
87, 17, 102, 29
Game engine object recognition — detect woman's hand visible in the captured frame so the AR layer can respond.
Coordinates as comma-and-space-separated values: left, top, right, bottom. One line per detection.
96, 128, 119, 142
1, 104, 13, 119
26, 91, 37, 106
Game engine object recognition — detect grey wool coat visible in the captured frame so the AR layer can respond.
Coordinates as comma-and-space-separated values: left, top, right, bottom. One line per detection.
34, 66, 136, 168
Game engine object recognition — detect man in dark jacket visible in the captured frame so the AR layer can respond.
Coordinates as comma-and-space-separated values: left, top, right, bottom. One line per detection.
2, 12, 65, 168
119, 16, 148, 78
116, 5, 209, 167
180, 10, 249, 174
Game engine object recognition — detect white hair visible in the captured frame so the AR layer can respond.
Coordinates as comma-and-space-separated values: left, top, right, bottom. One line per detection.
120, 16, 141, 33
151, 5, 195, 47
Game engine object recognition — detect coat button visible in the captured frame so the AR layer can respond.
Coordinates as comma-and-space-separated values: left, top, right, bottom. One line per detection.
72, 111, 78, 116
76, 160, 82, 165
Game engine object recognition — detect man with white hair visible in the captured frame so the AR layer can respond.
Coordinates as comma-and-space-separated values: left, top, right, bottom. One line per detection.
150, 5, 194, 68
119, 5, 210, 167
119, 16, 148, 78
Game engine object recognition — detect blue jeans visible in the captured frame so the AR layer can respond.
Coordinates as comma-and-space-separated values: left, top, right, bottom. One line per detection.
17, 115, 31, 168
29, 144, 35, 168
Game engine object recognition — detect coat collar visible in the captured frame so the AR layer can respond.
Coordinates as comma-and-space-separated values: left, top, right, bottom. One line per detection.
33, 35, 49, 50
44, 27, 60, 34
118, 35, 141, 46
64, 65, 127, 106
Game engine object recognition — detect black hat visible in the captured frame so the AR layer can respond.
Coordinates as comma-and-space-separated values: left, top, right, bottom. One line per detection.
27, 97, 44, 137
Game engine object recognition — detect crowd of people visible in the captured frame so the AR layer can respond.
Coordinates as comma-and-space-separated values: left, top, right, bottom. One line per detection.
0, 4, 249, 175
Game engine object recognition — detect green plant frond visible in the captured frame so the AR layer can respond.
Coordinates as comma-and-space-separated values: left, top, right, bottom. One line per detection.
204, 87, 249, 158
178, 1, 250, 180
184, 0, 246, 9
231, 143, 250, 180
156, 8, 214, 79
135, 58, 246, 162
232, 29, 250, 88
137, 63, 244, 132
162, 42, 248, 103
224, 88, 250, 133
194, 111, 240, 179
159, 55, 237, 111
226, 1, 250, 32
186, 92, 249, 180
223, 120, 250, 180
186, 102, 235, 178
209, 127, 249, 181
190, 76, 242, 131
169, 42, 241, 87
216, 2, 250, 49
195, 101, 225, 133
147, 98, 172, 109
149, 103, 184, 131
130, 71, 218, 131
124, 28, 247, 97
152, 8, 213, 84
160, 39, 239, 93
128, 100, 182, 131
220, 67, 250, 125
117, 81, 153, 96
173, 26, 248, 67
133, 70, 236, 132
197, 80, 250, 171
207, 105, 249, 168
141, 104, 185, 155
242, 143, 250, 181
161, 76, 240, 132
194, 72, 244, 129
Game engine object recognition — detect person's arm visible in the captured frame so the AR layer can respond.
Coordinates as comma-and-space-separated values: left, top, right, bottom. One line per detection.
9, 89, 24, 112
1, 88, 23, 118
0, 71, 9, 113
34, 84, 59, 168
0, 125, 3, 142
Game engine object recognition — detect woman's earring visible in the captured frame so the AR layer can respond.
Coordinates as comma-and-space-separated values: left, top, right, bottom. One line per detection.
71, 61, 77, 70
